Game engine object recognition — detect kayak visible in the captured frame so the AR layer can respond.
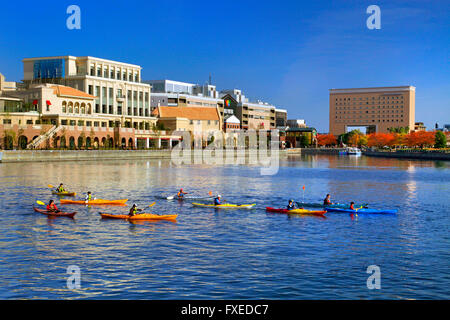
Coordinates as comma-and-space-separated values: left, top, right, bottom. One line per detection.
33, 207, 77, 218
99, 213, 178, 221
166, 195, 214, 201
297, 202, 368, 209
325, 208, 397, 214
192, 203, 256, 209
60, 199, 128, 205
266, 207, 326, 216
52, 191, 76, 197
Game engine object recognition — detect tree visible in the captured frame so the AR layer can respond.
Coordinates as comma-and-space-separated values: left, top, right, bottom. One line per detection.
405, 131, 435, 148
317, 134, 337, 147
367, 133, 395, 148
435, 131, 447, 148
300, 134, 310, 147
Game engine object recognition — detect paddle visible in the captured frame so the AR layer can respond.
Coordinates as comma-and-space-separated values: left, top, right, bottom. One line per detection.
148, 202, 156, 208
47, 184, 54, 189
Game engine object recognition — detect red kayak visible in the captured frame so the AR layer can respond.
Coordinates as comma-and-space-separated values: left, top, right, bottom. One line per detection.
265, 207, 326, 216
33, 207, 77, 218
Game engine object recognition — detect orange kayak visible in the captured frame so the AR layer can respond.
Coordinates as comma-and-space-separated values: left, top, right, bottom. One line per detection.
99, 213, 178, 221
60, 199, 128, 205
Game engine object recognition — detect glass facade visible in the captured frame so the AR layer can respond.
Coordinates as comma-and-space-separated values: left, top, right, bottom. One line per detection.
33, 59, 65, 79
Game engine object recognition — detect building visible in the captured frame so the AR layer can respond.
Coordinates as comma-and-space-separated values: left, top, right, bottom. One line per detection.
0, 73, 17, 92
275, 109, 287, 127
285, 127, 317, 148
220, 89, 276, 130
224, 115, 240, 131
23, 56, 153, 126
152, 106, 220, 144
0, 56, 177, 150
146, 79, 224, 130
329, 86, 415, 135
414, 122, 426, 132
287, 119, 306, 128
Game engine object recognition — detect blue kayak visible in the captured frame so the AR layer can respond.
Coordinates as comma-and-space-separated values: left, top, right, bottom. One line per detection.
325, 208, 397, 214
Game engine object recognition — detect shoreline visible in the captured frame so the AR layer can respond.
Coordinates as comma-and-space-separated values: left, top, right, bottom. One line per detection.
0, 148, 303, 163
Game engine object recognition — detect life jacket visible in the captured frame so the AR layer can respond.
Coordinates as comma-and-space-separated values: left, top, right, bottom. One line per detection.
86, 194, 92, 201
57, 186, 64, 192
214, 198, 221, 205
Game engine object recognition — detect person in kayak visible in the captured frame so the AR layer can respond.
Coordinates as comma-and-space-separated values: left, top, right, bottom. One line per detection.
85, 192, 94, 201
287, 199, 298, 210
56, 183, 65, 193
323, 194, 333, 205
349, 202, 355, 210
46, 200, 59, 212
129, 203, 143, 216
177, 188, 188, 199
214, 195, 222, 205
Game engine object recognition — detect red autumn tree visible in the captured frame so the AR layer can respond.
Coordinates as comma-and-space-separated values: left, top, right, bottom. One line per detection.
317, 134, 337, 146
367, 133, 395, 148
405, 131, 436, 148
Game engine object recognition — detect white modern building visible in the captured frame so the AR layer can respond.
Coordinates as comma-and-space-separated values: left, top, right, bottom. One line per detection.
22, 56, 154, 127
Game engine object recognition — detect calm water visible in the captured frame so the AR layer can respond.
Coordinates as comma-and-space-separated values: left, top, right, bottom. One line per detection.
0, 155, 449, 299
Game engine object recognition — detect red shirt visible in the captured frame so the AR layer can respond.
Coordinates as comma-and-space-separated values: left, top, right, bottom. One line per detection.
47, 204, 58, 211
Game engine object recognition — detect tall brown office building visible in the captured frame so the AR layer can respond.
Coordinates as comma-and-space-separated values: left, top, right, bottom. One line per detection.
329, 86, 415, 135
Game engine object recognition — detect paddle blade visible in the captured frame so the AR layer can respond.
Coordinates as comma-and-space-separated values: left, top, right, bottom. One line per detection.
166, 196, 174, 200
208, 191, 212, 196
48, 184, 54, 188
36, 200, 45, 206
148, 202, 156, 207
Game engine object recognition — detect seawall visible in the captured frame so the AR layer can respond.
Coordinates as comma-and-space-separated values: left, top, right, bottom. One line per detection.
363, 150, 450, 161
0, 149, 302, 163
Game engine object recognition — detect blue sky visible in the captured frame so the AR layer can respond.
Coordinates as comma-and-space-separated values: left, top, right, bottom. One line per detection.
0, 0, 448, 132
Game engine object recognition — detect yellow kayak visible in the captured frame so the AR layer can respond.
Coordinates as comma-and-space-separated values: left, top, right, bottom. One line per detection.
60, 199, 128, 205
52, 191, 76, 197
192, 203, 256, 209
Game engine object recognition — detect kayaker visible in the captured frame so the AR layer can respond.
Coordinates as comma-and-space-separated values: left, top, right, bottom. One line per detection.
46, 200, 59, 212
350, 202, 355, 210
323, 194, 333, 205
56, 183, 65, 193
214, 195, 222, 205
129, 203, 143, 216
177, 188, 188, 199
85, 191, 93, 201
287, 199, 297, 210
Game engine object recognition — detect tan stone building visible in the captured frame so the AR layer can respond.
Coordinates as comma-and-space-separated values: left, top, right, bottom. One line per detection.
329, 86, 415, 135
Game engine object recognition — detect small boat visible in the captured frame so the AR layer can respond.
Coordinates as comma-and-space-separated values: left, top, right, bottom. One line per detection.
266, 207, 326, 216
325, 208, 397, 214
192, 203, 256, 209
51, 191, 77, 197
33, 207, 77, 218
339, 147, 362, 156
99, 213, 178, 221
60, 199, 128, 205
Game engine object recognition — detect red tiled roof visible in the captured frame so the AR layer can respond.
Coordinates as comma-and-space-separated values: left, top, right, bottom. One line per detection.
51, 85, 96, 99
153, 106, 219, 121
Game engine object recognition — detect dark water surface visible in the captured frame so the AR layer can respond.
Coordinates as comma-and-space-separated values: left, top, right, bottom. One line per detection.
0, 155, 448, 299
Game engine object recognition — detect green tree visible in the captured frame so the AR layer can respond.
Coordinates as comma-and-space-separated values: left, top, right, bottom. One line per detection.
300, 134, 310, 147
435, 131, 447, 148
